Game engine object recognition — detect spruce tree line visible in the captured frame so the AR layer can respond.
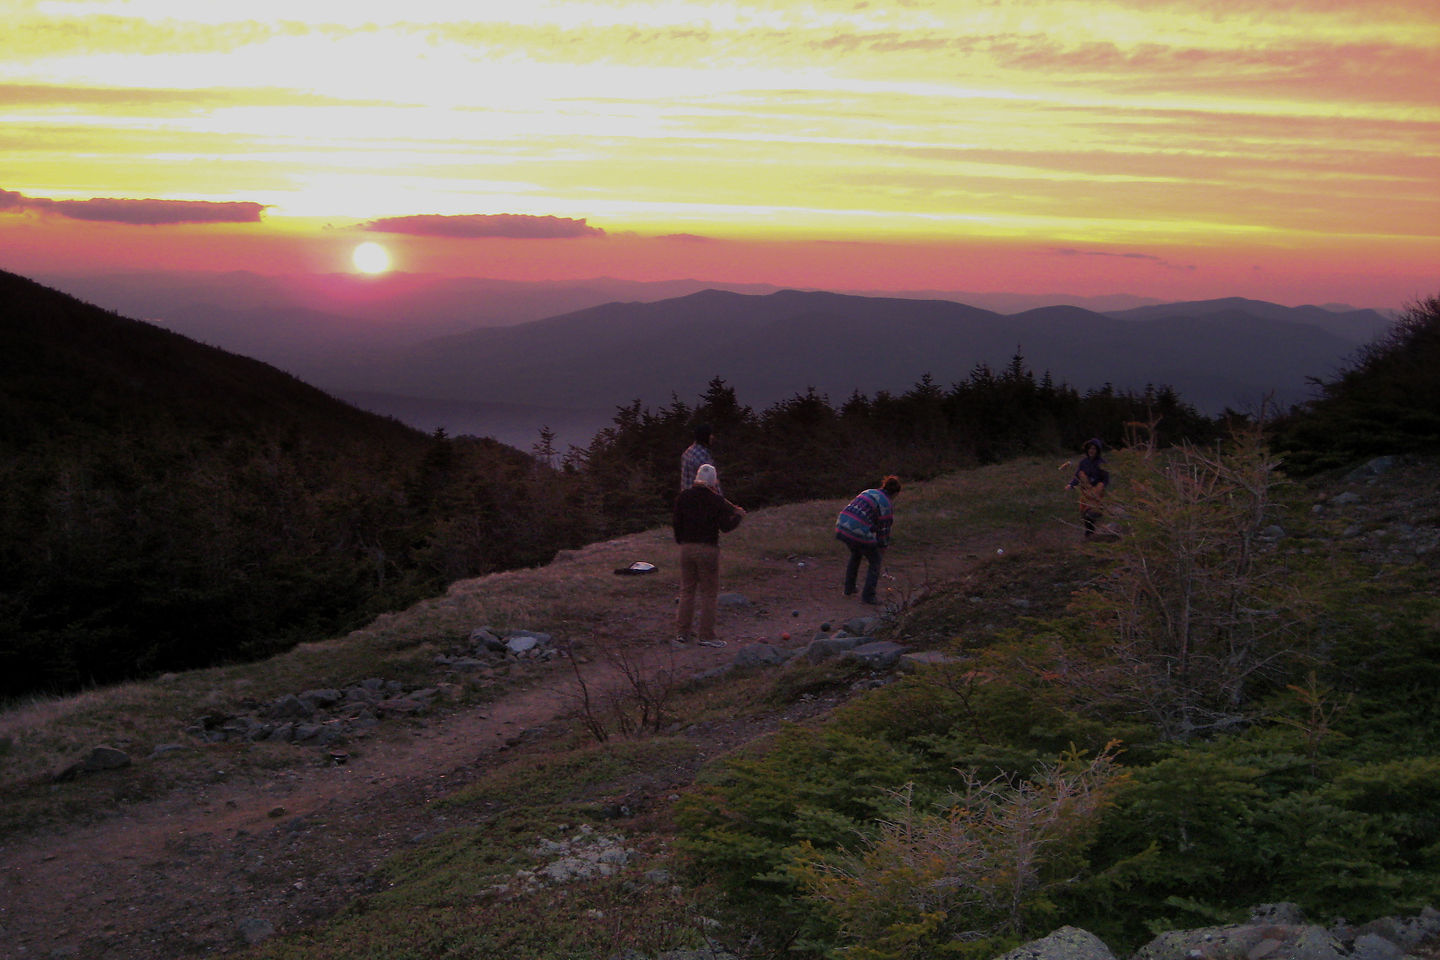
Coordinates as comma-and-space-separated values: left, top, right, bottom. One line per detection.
573, 357, 1219, 533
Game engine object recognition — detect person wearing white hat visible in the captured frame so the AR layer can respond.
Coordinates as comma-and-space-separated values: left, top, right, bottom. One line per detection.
672, 463, 745, 647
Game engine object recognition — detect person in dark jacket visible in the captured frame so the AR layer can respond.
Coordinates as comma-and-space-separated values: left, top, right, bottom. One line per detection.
673, 463, 745, 647
1065, 437, 1109, 539
835, 475, 902, 605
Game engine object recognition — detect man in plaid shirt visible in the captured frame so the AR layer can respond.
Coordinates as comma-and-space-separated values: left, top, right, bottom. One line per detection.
680, 424, 722, 495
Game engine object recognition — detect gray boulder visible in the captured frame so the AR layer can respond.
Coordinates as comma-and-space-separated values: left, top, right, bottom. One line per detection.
898, 650, 961, 673
1355, 908, 1440, 951
506, 635, 540, 655
806, 634, 870, 663
842, 640, 908, 669
994, 926, 1116, 960
265, 694, 314, 720
236, 917, 275, 945
298, 688, 342, 708
53, 744, 134, 782
1134, 922, 1345, 960
147, 743, 189, 758
733, 644, 794, 668
83, 745, 133, 771
1346, 456, 1398, 481
1350, 934, 1404, 960
470, 626, 504, 650
843, 615, 883, 636
1252, 904, 1307, 925
447, 657, 491, 672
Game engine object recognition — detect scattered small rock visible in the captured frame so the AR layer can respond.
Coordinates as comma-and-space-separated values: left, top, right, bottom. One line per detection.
236, 917, 275, 945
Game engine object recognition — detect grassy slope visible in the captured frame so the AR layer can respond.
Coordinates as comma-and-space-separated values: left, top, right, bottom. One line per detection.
1, 452, 1430, 958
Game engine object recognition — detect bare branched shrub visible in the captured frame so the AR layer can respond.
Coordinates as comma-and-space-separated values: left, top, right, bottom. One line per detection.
793, 743, 1124, 959
880, 560, 941, 619
566, 637, 680, 742
1077, 424, 1311, 739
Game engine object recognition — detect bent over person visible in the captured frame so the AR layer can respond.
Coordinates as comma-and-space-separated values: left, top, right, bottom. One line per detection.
673, 463, 745, 647
835, 475, 901, 605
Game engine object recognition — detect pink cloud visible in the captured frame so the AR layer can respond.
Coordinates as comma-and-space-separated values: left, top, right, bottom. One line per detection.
361, 213, 604, 239
0, 187, 265, 224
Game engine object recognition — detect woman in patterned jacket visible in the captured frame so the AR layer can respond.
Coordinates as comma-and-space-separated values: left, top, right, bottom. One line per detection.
834, 475, 902, 605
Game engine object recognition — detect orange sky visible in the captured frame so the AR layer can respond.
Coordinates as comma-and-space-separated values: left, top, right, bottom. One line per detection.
2, 0, 1437, 308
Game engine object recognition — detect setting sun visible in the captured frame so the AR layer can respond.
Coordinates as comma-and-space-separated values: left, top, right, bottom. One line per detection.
351, 241, 392, 275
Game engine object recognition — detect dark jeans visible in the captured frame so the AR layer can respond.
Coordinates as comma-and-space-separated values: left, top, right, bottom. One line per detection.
843, 540, 883, 603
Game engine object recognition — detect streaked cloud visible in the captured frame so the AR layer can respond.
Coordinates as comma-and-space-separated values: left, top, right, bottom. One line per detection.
1, 0, 1435, 305
0, 187, 265, 224
1054, 248, 1196, 271
362, 214, 604, 240
0, 82, 388, 109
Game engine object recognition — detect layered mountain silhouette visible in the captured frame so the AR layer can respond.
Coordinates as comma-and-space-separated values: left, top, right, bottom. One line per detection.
325, 290, 1389, 445
26, 269, 1394, 450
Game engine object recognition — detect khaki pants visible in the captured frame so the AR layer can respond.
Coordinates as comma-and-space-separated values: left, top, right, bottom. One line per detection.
676, 542, 721, 642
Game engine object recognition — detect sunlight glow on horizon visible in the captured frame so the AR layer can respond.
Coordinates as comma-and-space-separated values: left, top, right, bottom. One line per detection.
3, 0, 1437, 307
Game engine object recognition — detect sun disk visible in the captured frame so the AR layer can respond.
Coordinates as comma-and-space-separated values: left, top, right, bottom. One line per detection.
351, 241, 392, 275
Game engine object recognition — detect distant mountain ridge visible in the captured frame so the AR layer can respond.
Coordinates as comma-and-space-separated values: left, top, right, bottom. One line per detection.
333, 289, 1389, 432
21, 269, 1396, 448
1104, 296, 1393, 343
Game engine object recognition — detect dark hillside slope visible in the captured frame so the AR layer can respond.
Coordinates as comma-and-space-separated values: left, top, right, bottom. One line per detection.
1275, 294, 1440, 471
1, 269, 420, 449
0, 271, 545, 699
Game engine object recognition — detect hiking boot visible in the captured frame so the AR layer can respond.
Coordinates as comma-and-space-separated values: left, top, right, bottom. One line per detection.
697, 638, 727, 648
673, 634, 691, 645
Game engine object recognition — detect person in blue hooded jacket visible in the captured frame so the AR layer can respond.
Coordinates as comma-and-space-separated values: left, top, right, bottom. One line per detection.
835, 475, 902, 604
1065, 438, 1109, 539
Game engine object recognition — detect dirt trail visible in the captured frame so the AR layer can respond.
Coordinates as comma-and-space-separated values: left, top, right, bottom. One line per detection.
0, 533, 1018, 959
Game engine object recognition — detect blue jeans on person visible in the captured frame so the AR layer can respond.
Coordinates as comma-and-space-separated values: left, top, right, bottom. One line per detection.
842, 540, 883, 603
